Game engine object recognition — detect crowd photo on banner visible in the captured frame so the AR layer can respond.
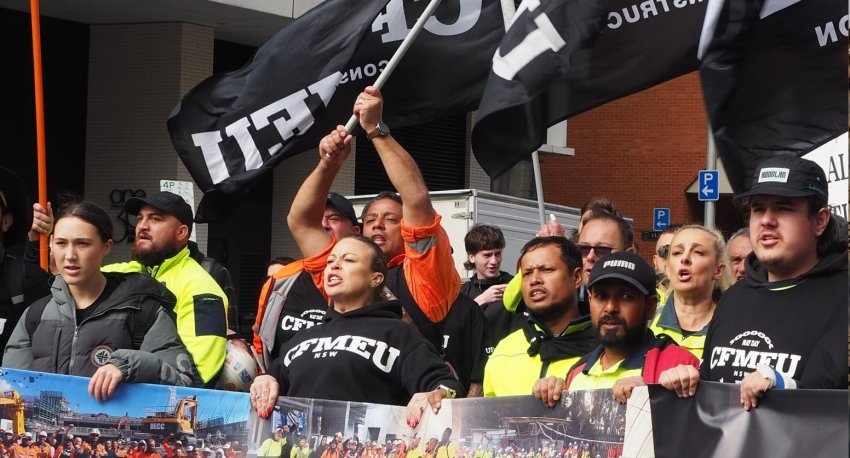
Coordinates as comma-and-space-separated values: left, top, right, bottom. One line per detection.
1, 0, 848, 456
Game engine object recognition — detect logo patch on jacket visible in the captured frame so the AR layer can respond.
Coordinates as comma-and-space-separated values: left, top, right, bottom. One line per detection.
90, 345, 116, 367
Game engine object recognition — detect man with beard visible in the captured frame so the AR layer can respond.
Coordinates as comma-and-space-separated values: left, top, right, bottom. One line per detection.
532, 252, 698, 406
103, 191, 226, 385
483, 237, 598, 396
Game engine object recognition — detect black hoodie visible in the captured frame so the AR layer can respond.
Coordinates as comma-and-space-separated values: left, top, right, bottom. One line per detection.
271, 300, 462, 405
700, 245, 848, 388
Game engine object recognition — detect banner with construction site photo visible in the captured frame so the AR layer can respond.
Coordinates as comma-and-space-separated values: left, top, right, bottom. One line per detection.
0, 368, 844, 457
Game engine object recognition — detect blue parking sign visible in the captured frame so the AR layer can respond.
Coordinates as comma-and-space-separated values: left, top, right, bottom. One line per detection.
698, 170, 720, 201
653, 208, 670, 231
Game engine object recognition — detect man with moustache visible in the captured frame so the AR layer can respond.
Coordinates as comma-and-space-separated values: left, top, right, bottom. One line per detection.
104, 191, 226, 385
482, 237, 597, 396
532, 252, 698, 406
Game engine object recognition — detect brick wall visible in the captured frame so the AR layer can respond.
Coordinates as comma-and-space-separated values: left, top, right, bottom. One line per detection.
540, 72, 708, 261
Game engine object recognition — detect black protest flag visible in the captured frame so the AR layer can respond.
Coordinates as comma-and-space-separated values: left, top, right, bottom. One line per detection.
699, 0, 848, 193
471, 0, 707, 178
369, 0, 505, 128
167, 0, 389, 222
168, 0, 505, 222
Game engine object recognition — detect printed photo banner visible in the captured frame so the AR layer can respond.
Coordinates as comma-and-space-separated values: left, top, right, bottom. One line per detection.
0, 368, 253, 450
0, 369, 844, 457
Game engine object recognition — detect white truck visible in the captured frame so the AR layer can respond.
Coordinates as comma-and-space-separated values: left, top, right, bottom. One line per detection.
347, 189, 584, 278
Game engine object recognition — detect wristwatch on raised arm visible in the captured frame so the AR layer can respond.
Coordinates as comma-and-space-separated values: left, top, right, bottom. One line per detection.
367, 122, 391, 140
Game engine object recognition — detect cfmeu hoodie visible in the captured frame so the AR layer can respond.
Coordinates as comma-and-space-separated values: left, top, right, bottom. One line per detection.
271, 300, 462, 405
701, 245, 847, 388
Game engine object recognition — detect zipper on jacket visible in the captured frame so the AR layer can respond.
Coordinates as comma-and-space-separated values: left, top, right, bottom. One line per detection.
70, 294, 149, 371
69, 326, 79, 372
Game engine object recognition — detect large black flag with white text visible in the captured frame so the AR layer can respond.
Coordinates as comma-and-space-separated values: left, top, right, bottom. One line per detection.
471, 0, 708, 178
699, 0, 848, 193
167, 0, 505, 222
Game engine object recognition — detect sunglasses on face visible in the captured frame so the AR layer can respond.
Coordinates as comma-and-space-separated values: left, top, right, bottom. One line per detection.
657, 244, 670, 259
576, 244, 615, 258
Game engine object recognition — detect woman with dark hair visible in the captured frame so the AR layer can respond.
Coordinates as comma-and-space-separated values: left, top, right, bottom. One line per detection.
250, 235, 462, 425
4, 200, 198, 399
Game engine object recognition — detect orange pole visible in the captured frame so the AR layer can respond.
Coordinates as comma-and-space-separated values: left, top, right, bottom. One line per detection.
30, 0, 48, 271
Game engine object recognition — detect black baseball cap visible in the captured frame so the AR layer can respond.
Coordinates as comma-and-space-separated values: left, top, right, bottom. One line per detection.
327, 192, 358, 226
124, 191, 195, 227
734, 154, 828, 206
587, 251, 656, 295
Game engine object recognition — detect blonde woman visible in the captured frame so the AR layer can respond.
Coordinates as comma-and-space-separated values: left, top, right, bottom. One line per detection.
650, 224, 731, 359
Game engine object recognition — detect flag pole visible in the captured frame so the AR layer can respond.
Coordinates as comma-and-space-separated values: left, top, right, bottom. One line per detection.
530, 153, 546, 227
344, 0, 444, 133
499, 0, 547, 227
704, 126, 717, 229
30, 0, 49, 270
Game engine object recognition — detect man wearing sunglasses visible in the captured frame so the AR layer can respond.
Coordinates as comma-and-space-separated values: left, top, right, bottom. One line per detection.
575, 213, 636, 314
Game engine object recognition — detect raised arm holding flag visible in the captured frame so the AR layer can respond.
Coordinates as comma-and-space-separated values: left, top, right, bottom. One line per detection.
167, 0, 504, 222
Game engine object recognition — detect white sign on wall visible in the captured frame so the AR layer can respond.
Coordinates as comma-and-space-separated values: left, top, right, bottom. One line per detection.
803, 132, 849, 219
160, 179, 197, 242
